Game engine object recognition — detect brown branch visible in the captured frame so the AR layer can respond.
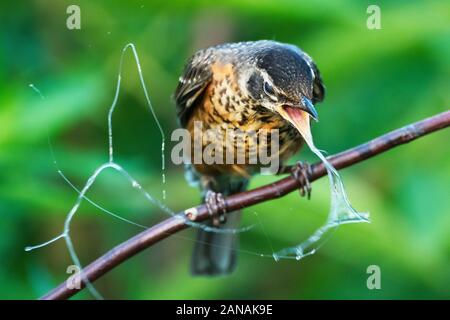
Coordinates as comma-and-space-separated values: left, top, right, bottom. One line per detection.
40, 110, 450, 300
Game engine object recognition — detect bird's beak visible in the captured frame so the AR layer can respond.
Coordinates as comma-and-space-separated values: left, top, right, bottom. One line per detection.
275, 97, 318, 144
276, 96, 318, 123
276, 103, 313, 145
300, 97, 319, 121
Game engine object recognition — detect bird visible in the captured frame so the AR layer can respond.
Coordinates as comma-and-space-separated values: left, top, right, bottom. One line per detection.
174, 40, 325, 276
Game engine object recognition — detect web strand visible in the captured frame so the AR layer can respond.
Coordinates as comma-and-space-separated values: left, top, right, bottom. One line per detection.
26, 44, 256, 299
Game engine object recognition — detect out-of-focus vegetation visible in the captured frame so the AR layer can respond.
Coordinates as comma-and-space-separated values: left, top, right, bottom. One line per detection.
0, 0, 449, 299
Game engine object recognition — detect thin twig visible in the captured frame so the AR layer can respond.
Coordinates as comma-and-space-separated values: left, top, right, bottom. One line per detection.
40, 110, 450, 300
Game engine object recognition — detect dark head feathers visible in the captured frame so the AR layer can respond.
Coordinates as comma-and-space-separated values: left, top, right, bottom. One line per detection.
257, 45, 313, 98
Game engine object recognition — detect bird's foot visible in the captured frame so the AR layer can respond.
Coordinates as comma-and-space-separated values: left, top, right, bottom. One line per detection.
205, 191, 227, 226
291, 161, 312, 199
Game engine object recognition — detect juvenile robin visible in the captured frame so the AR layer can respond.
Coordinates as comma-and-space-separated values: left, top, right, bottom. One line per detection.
174, 40, 325, 275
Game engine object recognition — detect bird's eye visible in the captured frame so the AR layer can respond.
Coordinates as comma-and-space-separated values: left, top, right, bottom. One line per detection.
263, 81, 277, 100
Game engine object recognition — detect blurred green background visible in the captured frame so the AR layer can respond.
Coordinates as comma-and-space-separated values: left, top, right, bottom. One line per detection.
0, 0, 449, 299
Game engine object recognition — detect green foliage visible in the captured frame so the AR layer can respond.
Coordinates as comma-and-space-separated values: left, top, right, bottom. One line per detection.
0, 0, 449, 299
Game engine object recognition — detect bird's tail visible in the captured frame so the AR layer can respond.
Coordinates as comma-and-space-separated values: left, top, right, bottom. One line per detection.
191, 179, 247, 276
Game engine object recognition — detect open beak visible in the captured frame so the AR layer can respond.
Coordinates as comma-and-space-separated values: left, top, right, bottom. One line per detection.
275, 97, 318, 144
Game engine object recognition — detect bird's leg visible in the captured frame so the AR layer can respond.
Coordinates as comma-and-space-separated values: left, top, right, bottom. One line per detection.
200, 176, 228, 226
205, 190, 227, 226
290, 161, 312, 199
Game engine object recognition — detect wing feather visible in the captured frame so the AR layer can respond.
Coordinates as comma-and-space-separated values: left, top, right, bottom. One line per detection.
174, 51, 213, 127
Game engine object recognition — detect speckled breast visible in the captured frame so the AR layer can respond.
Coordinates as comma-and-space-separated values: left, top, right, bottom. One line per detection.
186, 62, 303, 177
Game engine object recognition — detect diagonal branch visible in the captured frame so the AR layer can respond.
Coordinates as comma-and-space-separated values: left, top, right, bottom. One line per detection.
40, 110, 450, 300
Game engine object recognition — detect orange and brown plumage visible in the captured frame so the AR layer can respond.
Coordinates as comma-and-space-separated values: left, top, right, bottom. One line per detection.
174, 40, 325, 275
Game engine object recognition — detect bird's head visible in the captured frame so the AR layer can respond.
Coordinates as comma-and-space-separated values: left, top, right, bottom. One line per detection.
241, 42, 325, 134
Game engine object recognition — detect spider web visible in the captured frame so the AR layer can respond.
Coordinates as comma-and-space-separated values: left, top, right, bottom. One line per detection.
26, 44, 255, 299
272, 112, 370, 261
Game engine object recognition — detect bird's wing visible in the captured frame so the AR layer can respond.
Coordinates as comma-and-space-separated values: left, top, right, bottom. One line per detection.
301, 52, 325, 104
174, 50, 213, 127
